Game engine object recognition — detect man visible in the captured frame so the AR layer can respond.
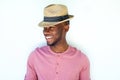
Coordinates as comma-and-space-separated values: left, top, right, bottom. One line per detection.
25, 4, 90, 80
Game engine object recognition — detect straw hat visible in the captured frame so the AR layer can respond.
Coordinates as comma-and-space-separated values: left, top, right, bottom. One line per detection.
38, 4, 74, 27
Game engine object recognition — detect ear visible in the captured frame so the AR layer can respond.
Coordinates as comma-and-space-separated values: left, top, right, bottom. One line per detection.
64, 25, 69, 32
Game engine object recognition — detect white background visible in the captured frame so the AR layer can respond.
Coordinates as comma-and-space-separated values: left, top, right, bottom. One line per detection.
0, 0, 120, 80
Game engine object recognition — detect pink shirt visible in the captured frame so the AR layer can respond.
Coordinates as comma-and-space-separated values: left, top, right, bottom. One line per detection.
25, 46, 90, 80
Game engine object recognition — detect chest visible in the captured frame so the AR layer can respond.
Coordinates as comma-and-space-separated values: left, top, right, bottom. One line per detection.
34, 55, 83, 80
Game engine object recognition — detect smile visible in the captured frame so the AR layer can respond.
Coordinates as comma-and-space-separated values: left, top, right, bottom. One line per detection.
45, 36, 53, 42
45, 36, 53, 39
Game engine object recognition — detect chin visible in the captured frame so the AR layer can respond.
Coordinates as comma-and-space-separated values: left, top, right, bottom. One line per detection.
47, 40, 58, 46
47, 42, 56, 46
47, 43, 53, 46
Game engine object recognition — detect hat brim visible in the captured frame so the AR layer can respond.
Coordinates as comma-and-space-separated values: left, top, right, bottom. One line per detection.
38, 15, 74, 27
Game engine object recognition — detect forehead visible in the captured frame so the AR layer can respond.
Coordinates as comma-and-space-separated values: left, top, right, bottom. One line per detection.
44, 23, 64, 28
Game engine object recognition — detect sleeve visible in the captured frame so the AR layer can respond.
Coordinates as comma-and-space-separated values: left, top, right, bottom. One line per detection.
24, 52, 38, 80
79, 55, 90, 80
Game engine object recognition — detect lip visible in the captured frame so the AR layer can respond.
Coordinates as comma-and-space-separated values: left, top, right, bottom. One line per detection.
45, 36, 53, 42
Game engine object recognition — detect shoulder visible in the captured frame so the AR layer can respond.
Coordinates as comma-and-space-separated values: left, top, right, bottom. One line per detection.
70, 46, 89, 62
33, 46, 48, 53
73, 46, 90, 67
28, 46, 49, 59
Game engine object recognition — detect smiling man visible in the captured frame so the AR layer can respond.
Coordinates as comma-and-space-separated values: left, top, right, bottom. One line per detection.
25, 4, 90, 80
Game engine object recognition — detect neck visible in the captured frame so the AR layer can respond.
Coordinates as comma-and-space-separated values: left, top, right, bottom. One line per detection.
50, 41, 69, 53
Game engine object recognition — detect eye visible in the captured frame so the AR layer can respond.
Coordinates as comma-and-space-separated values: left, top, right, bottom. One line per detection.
50, 27, 55, 31
43, 27, 55, 32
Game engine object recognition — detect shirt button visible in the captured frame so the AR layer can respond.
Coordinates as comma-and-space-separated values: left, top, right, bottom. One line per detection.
56, 72, 58, 74
57, 63, 59, 65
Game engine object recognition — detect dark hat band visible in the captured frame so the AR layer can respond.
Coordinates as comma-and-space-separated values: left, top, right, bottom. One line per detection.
44, 15, 69, 22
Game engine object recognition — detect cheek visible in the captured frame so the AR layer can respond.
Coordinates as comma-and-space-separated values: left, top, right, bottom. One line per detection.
52, 27, 63, 39
56, 30, 63, 39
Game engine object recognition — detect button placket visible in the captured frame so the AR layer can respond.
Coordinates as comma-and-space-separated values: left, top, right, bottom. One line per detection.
55, 54, 62, 79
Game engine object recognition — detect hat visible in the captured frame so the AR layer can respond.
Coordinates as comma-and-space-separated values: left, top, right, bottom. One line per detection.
38, 4, 74, 27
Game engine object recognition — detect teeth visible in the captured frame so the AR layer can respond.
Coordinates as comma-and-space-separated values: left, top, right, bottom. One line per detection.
46, 36, 52, 39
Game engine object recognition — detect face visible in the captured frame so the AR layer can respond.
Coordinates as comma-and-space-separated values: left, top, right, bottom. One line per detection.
43, 23, 67, 46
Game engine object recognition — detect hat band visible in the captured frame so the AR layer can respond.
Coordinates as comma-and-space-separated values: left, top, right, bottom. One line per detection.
44, 15, 69, 22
